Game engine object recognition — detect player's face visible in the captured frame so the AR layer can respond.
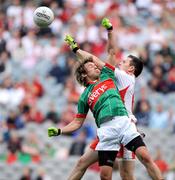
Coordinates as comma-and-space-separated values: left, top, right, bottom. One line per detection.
118, 57, 133, 73
84, 62, 101, 80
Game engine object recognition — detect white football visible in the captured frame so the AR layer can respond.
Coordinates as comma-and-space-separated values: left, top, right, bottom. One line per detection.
33, 6, 54, 27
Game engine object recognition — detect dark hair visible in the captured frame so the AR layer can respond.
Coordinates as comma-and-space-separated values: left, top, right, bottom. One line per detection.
74, 57, 93, 87
128, 55, 143, 77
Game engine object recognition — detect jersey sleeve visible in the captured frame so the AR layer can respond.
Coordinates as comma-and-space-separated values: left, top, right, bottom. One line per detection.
75, 96, 89, 119
101, 63, 115, 79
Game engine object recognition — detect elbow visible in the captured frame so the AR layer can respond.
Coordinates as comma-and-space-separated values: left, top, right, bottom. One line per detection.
77, 122, 83, 130
74, 120, 83, 130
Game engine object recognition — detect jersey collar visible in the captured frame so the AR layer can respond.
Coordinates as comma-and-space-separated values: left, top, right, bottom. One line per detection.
88, 80, 98, 85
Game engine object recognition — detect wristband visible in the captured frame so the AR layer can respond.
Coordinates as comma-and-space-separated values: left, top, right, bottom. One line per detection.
73, 47, 79, 53
57, 128, 62, 135
107, 26, 113, 31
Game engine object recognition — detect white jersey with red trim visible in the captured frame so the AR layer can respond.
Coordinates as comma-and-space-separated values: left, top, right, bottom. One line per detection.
114, 68, 137, 122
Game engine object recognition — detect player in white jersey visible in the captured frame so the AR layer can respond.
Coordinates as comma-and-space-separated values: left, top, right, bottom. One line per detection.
114, 62, 138, 180
67, 19, 143, 180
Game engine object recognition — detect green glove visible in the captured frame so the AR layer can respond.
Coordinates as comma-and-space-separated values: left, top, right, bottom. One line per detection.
48, 127, 61, 137
101, 18, 113, 30
64, 34, 79, 53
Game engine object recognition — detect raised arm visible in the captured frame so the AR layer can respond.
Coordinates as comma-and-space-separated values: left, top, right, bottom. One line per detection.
101, 18, 116, 66
76, 49, 105, 70
64, 35, 105, 70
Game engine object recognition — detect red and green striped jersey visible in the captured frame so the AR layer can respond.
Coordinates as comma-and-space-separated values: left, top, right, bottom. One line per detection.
76, 63, 128, 127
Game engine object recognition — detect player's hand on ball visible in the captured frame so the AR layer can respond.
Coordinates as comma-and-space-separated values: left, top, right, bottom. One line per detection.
101, 18, 113, 30
48, 127, 61, 137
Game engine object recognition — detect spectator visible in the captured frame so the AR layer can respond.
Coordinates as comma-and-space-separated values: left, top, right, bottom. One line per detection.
6, 30, 21, 53
0, 51, 11, 76
139, 48, 151, 69
11, 40, 26, 63
30, 77, 44, 98
0, 29, 6, 54
59, 104, 76, 127
154, 147, 169, 175
45, 104, 60, 124
171, 109, 175, 134
63, 77, 80, 104
148, 26, 165, 54
168, 67, 175, 91
135, 99, 151, 126
7, 131, 22, 154
149, 104, 170, 129
7, 132, 22, 164
1, 121, 10, 142
0, 76, 25, 107
149, 76, 169, 93
159, 42, 173, 58
43, 143, 56, 159
43, 36, 59, 60
20, 167, 32, 180
69, 129, 87, 156
30, 106, 44, 123
48, 57, 70, 84
22, 133, 41, 163
35, 168, 52, 180
6, 110, 25, 129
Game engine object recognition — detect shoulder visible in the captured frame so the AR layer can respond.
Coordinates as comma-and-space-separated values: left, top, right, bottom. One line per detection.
115, 68, 135, 83
102, 63, 115, 72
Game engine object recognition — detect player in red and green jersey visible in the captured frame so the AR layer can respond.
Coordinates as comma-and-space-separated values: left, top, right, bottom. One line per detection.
48, 34, 163, 179
76, 61, 128, 128
67, 18, 143, 180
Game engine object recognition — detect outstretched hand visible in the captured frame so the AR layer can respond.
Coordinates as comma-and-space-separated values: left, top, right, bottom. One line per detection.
48, 127, 61, 137
64, 34, 79, 53
101, 18, 113, 30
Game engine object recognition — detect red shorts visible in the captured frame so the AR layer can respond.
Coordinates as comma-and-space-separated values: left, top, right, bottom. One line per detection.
90, 138, 135, 160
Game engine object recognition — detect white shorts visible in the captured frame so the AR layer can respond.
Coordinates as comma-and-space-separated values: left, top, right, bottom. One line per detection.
96, 116, 140, 151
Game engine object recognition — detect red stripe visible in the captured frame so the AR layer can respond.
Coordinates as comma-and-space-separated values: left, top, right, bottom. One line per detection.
105, 63, 115, 71
119, 86, 130, 103
88, 79, 116, 109
90, 138, 99, 150
75, 114, 87, 118
117, 144, 124, 158
132, 152, 135, 159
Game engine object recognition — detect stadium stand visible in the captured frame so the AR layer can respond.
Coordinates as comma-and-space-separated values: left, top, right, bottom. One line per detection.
0, 0, 175, 179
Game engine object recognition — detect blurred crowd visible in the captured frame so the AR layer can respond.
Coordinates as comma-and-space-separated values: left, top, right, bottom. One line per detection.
0, 0, 175, 178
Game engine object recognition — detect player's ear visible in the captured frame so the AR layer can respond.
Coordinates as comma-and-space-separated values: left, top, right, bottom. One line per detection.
128, 65, 135, 73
